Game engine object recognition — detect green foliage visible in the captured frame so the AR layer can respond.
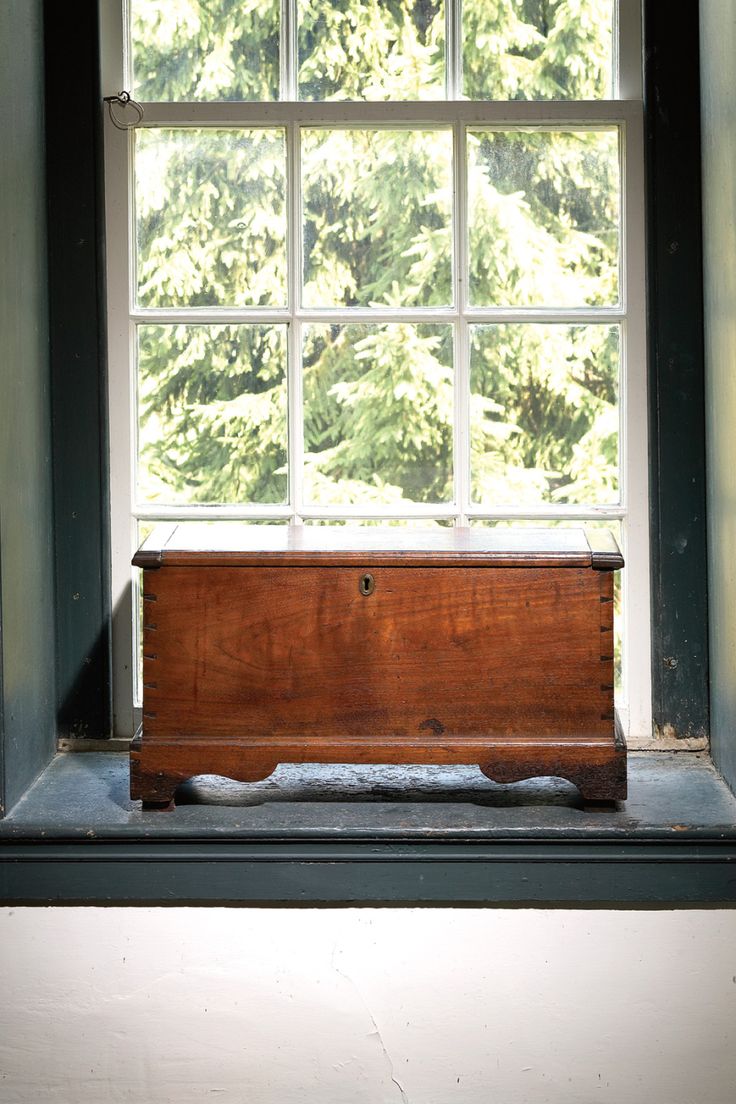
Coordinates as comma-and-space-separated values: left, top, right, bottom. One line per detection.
468, 129, 619, 308
138, 325, 287, 504
136, 129, 287, 307
132, 0, 619, 513
304, 324, 453, 505
302, 128, 452, 308
131, 0, 280, 100
463, 0, 613, 100
470, 324, 618, 506
298, 0, 444, 100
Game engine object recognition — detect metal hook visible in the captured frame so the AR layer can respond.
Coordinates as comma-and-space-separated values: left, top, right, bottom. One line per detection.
103, 90, 144, 130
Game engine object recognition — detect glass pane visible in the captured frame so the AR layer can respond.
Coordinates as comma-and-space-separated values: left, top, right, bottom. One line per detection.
468, 128, 619, 307
469, 324, 620, 506
303, 324, 453, 505
303, 129, 453, 307
130, 0, 280, 102
298, 0, 445, 101
136, 129, 287, 308
463, 0, 614, 101
137, 325, 288, 506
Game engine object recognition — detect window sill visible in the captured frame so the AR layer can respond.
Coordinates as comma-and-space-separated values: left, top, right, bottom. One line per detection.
1, 751, 736, 905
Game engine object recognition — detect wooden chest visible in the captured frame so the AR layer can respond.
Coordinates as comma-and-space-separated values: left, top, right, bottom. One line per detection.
130, 525, 626, 805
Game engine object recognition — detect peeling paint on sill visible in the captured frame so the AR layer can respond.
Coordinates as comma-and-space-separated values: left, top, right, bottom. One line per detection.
626, 724, 709, 753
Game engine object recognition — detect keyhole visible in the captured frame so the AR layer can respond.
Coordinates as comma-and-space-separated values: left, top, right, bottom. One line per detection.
360, 573, 375, 596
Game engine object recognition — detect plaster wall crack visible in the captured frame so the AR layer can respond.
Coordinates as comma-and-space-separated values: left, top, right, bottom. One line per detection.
331, 945, 409, 1104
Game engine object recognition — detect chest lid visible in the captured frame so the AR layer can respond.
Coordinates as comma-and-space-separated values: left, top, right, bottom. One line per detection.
133, 523, 623, 571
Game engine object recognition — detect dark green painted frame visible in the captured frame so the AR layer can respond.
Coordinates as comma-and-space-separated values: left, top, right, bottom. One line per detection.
0, 1, 721, 904
0, 1, 56, 814
45, 0, 112, 741
644, 0, 709, 743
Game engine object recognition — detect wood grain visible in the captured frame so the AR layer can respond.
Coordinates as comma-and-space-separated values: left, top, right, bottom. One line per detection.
142, 566, 608, 740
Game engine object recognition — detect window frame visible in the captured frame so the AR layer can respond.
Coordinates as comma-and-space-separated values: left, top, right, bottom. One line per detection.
100, 0, 652, 743
0, 0, 722, 907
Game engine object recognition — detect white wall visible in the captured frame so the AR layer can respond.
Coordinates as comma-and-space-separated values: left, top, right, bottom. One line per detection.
1, 908, 735, 1104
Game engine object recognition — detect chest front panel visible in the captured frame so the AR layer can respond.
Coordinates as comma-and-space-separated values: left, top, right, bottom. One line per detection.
142, 564, 613, 742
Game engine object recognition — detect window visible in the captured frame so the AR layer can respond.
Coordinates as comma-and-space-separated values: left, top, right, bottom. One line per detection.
101, 0, 649, 743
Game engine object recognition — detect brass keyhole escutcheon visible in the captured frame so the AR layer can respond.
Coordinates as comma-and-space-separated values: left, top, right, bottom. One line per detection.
359, 572, 375, 596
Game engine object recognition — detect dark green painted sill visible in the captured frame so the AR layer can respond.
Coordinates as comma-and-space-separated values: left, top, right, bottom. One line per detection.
1, 751, 735, 904
2, 750, 735, 841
